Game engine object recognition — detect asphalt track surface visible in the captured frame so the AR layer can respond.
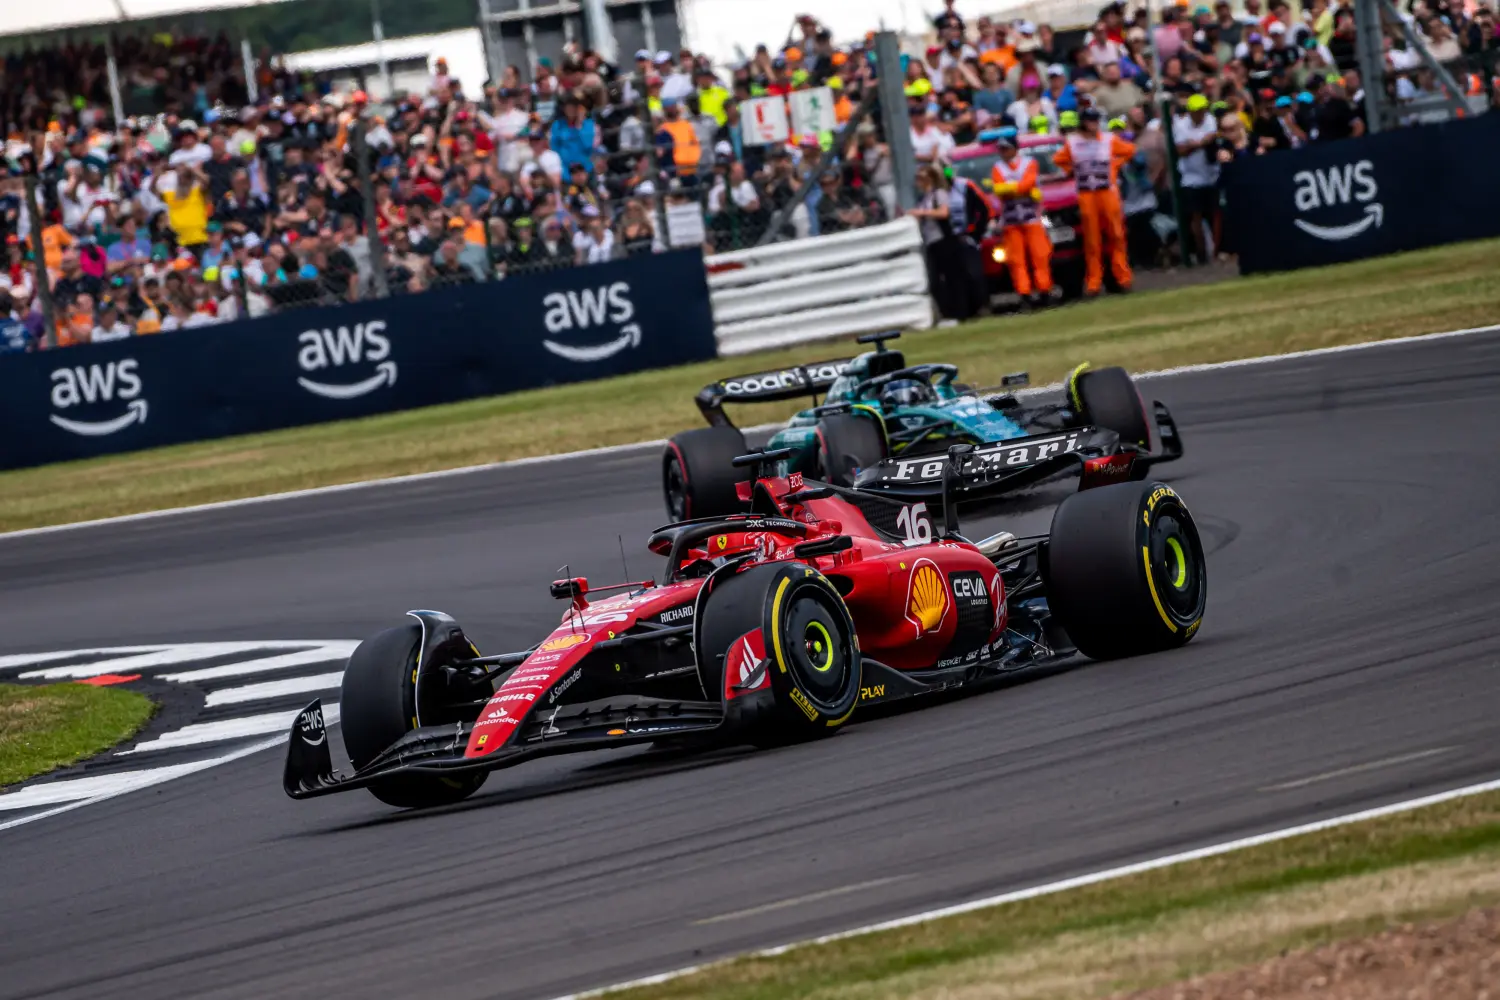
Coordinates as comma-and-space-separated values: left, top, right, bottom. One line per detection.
2, 331, 1499, 1000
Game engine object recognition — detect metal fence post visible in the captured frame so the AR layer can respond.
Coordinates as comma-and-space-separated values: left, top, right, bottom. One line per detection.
1144, 3, 1193, 266
22, 174, 58, 349
637, 68, 671, 246
1354, 0, 1388, 132
874, 31, 918, 214
353, 121, 390, 299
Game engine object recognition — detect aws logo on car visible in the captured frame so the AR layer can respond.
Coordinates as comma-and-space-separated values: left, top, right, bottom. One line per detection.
49, 359, 148, 437
541, 282, 642, 362
297, 320, 397, 399
1291, 160, 1383, 242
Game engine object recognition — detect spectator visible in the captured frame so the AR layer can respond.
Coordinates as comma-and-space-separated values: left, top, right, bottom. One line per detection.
573, 205, 616, 263
156, 163, 212, 251
92, 298, 134, 342
616, 200, 657, 256
1008, 75, 1059, 135
1092, 62, 1147, 116
1173, 94, 1224, 262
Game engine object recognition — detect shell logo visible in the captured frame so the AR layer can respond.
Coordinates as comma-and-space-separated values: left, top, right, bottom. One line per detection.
905, 560, 948, 636
538, 633, 588, 653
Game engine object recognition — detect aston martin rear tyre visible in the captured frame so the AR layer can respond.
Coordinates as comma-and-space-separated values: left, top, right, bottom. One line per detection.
1070, 365, 1153, 466
663, 426, 749, 520
340, 624, 488, 808
1045, 480, 1206, 660
814, 412, 885, 487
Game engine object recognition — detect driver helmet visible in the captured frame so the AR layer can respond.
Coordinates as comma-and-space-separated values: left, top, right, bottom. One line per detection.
881, 378, 937, 408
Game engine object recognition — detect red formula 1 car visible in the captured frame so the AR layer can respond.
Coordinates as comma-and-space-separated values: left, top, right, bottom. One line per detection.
284, 444, 1207, 810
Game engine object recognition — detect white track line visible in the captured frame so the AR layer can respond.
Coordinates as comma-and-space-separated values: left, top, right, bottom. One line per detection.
0, 735, 287, 832
161, 643, 358, 683
114, 704, 339, 755
2, 323, 1495, 544
16, 642, 318, 680
203, 671, 345, 707
550, 775, 1500, 999
1259, 747, 1457, 792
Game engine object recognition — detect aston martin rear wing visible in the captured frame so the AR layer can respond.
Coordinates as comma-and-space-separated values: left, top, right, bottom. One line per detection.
695, 358, 855, 427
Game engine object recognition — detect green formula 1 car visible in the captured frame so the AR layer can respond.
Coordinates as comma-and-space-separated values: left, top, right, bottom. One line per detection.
662, 332, 1183, 520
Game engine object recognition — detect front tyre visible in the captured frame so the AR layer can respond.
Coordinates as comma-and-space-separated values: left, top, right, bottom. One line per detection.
815, 412, 886, 487
1045, 481, 1206, 660
340, 624, 487, 808
699, 563, 861, 744
663, 426, 748, 520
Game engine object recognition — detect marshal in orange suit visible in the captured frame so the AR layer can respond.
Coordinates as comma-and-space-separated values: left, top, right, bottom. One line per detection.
1052, 107, 1135, 295
989, 128, 1053, 302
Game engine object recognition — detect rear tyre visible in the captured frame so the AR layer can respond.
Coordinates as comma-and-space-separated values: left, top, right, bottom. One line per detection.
340, 623, 488, 808
1070, 365, 1153, 464
1045, 480, 1206, 660
698, 563, 861, 745
814, 412, 886, 486
663, 426, 748, 521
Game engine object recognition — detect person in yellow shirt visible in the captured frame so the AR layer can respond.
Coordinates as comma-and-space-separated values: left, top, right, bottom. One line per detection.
154, 163, 211, 249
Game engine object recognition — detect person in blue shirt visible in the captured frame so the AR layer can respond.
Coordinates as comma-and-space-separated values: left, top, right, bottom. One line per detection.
0, 290, 31, 353
973, 63, 1015, 125
548, 94, 599, 177
1045, 64, 1078, 112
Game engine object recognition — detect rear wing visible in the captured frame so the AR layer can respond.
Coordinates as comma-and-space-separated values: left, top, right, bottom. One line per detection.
853, 427, 1124, 502
695, 359, 855, 427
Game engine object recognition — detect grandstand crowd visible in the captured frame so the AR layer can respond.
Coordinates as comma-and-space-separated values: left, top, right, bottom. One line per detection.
1, 0, 1496, 348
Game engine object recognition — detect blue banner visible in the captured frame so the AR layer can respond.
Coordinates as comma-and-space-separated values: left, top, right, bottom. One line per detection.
1225, 114, 1500, 275
0, 249, 717, 471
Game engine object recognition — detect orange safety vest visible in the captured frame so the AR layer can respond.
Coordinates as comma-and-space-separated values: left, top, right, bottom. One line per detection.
992, 155, 1042, 225
661, 119, 701, 176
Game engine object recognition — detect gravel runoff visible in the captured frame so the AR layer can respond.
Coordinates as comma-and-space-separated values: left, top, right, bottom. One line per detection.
1119, 907, 1500, 1000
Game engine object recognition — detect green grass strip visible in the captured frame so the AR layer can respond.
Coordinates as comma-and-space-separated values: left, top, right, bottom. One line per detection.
0, 683, 155, 786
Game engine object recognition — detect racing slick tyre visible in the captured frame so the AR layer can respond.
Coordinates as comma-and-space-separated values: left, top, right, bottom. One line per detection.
1045, 480, 1206, 660
340, 624, 488, 809
698, 563, 862, 746
814, 412, 886, 487
1069, 365, 1153, 478
664, 426, 748, 520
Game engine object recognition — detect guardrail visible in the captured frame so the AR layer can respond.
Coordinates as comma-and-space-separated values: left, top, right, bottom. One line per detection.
707, 217, 933, 356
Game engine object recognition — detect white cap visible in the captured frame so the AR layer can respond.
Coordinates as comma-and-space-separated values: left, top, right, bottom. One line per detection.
635, 49, 651, 60
1046, 63, 1067, 76
714, 139, 733, 157
654, 50, 672, 64
1268, 20, 1287, 32
1015, 19, 1037, 33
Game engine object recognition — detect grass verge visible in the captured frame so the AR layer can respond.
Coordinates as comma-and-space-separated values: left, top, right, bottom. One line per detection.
0, 683, 155, 787
3, 238, 1498, 533
603, 789, 1500, 1000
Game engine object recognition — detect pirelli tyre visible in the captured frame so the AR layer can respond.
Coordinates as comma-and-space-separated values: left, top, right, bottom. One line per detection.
664, 426, 749, 521
699, 563, 861, 744
1069, 364, 1153, 477
814, 412, 886, 487
1045, 480, 1206, 660
340, 624, 488, 808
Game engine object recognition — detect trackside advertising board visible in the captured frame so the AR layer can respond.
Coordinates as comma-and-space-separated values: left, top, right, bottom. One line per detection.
0, 249, 716, 470
1225, 114, 1500, 275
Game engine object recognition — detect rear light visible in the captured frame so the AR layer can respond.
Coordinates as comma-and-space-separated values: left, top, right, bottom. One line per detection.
1079, 452, 1136, 490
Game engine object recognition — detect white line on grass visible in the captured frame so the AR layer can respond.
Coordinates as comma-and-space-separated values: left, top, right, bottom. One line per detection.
1, 323, 1496, 543
548, 774, 1500, 999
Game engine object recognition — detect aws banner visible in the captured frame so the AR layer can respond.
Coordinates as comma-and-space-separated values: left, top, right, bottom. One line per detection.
1225, 114, 1500, 275
0, 249, 716, 471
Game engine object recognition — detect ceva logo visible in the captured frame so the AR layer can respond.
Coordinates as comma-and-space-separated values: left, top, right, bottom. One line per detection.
1292, 160, 1383, 241
297, 321, 397, 399
541, 282, 642, 362
49, 359, 148, 436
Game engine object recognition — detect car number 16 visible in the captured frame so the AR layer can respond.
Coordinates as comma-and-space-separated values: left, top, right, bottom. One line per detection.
897, 502, 934, 544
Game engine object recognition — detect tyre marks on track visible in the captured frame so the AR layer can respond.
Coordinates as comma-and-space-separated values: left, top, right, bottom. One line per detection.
0, 641, 356, 830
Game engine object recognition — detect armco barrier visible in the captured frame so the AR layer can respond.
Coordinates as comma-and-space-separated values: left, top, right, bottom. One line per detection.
1225, 114, 1500, 275
707, 217, 932, 355
0, 249, 716, 471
